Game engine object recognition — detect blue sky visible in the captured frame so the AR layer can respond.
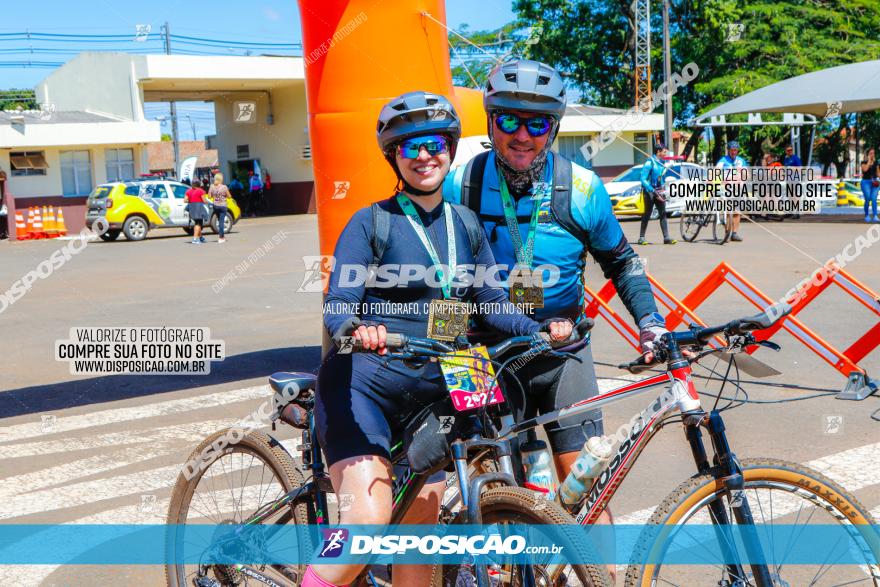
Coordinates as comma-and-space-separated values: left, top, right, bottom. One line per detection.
0, 1, 514, 138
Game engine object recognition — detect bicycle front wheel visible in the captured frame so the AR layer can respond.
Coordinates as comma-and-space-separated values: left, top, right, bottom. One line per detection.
679, 214, 704, 242
165, 430, 314, 587
624, 457, 880, 587
440, 486, 612, 587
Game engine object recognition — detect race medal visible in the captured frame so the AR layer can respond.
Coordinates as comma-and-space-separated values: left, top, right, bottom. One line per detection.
508, 268, 544, 309
427, 298, 471, 342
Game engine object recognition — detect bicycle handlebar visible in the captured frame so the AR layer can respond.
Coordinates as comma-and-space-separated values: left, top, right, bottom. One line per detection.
617, 303, 792, 374
333, 318, 595, 359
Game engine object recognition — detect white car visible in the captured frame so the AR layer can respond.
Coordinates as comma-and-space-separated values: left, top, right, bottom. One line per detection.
605, 161, 707, 218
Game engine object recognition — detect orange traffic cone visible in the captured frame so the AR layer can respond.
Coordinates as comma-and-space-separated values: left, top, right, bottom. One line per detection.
24, 207, 35, 238
31, 207, 44, 239
44, 206, 58, 237
55, 208, 68, 237
14, 210, 29, 240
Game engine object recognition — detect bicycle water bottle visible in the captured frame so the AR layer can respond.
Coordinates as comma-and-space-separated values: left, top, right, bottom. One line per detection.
520, 438, 556, 499
558, 436, 613, 506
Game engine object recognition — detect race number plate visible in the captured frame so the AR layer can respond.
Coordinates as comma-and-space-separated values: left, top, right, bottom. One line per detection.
427, 298, 470, 342
439, 345, 504, 412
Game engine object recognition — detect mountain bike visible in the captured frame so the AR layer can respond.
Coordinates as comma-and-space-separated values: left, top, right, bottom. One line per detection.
492, 303, 879, 586
165, 330, 612, 587
679, 210, 733, 244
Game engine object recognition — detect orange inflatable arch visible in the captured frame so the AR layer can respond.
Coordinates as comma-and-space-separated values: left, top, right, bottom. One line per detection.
297, 0, 487, 256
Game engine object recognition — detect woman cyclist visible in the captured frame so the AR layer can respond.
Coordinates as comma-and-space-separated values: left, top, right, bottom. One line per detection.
305, 91, 572, 587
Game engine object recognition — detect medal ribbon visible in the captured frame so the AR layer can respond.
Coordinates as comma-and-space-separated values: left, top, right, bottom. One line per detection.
396, 194, 457, 299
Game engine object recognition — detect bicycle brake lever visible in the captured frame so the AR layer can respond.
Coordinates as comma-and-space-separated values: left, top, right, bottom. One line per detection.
755, 340, 781, 352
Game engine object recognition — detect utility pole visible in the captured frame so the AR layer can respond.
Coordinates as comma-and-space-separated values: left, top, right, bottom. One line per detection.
662, 0, 673, 150
163, 22, 180, 179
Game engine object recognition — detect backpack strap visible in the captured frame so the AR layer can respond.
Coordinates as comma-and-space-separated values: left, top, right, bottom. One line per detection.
461, 150, 490, 213
549, 155, 589, 246
449, 203, 484, 258
371, 198, 483, 263
370, 201, 391, 265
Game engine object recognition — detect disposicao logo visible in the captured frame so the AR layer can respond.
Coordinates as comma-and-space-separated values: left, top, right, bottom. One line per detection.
319, 528, 349, 558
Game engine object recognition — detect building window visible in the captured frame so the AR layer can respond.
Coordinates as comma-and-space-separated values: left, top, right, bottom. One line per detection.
10, 151, 48, 176
633, 133, 650, 165
106, 148, 135, 182
60, 150, 93, 196
554, 135, 592, 168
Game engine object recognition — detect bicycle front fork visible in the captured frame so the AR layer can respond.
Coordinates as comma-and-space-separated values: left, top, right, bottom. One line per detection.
686, 410, 775, 587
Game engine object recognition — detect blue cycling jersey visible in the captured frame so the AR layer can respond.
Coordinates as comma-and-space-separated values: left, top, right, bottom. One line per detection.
444, 151, 657, 323
640, 156, 667, 193
716, 155, 749, 168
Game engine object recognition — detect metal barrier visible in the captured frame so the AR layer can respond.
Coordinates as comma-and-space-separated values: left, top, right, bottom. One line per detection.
584, 261, 879, 400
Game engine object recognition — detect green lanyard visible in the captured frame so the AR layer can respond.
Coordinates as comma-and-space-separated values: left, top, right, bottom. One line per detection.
396, 193, 457, 299
499, 176, 541, 269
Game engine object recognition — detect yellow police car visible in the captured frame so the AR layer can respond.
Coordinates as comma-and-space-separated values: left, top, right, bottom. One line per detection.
85, 179, 240, 241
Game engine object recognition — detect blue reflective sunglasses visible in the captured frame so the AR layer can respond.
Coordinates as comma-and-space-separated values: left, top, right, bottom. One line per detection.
396, 135, 450, 159
494, 112, 554, 137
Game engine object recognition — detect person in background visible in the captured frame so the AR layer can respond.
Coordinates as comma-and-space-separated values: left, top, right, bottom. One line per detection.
638, 143, 676, 245
248, 171, 263, 217
209, 173, 231, 243
783, 144, 802, 167
185, 179, 208, 244
228, 174, 243, 198
716, 140, 749, 242
860, 149, 879, 222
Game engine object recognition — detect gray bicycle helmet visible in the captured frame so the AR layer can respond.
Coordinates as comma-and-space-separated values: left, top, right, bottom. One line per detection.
727, 140, 741, 150
376, 91, 462, 152
484, 59, 567, 118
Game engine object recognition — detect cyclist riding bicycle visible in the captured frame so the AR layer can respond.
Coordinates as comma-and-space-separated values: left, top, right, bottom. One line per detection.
307, 91, 573, 587
443, 59, 670, 579
715, 140, 749, 242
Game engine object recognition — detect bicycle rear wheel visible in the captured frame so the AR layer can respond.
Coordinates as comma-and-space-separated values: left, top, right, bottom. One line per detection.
165, 430, 314, 587
440, 486, 612, 587
624, 458, 880, 586
712, 211, 733, 244
679, 214, 705, 242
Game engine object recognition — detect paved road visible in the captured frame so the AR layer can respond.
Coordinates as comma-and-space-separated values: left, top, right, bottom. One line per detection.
1, 214, 878, 585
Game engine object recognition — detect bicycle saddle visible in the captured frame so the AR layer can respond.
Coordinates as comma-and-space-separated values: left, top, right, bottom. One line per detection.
269, 372, 317, 396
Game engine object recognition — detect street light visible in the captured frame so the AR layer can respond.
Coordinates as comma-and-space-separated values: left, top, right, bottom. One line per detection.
184, 114, 197, 141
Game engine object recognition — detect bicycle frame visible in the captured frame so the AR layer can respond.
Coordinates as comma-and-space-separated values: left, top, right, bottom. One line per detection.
497, 351, 777, 586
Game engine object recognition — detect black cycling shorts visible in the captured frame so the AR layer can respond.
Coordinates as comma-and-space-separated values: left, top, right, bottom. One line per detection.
315, 349, 448, 483
501, 342, 603, 454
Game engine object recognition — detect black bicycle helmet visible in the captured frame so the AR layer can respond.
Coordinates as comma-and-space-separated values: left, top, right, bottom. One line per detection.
483, 59, 566, 118
376, 91, 462, 152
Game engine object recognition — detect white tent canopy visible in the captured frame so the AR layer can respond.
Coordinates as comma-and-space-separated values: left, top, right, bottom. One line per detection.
698, 59, 880, 119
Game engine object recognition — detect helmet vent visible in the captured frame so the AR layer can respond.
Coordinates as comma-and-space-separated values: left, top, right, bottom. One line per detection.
537, 75, 551, 86
504, 72, 517, 83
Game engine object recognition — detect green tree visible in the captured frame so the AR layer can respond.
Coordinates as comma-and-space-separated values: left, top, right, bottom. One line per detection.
0, 89, 38, 111
449, 23, 520, 88
161, 133, 173, 141
513, 0, 880, 162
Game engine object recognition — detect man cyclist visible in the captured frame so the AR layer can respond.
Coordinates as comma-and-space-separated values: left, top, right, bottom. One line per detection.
444, 61, 670, 578
715, 140, 748, 242
637, 143, 676, 245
